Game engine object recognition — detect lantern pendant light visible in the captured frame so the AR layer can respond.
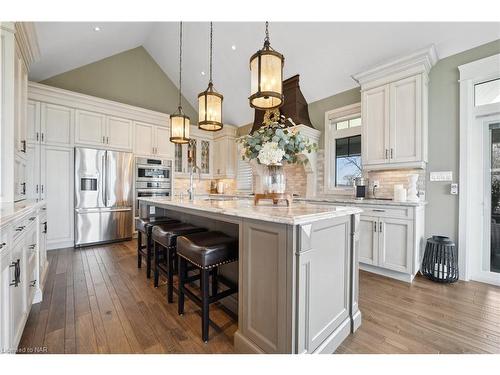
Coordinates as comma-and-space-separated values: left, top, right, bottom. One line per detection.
249, 21, 284, 110
170, 21, 190, 144
198, 22, 223, 131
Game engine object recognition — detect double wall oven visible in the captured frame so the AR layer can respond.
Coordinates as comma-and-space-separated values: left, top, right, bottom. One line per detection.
135, 157, 172, 216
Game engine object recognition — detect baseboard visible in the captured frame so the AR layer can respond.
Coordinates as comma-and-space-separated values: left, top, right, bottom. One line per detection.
234, 330, 265, 354
47, 239, 74, 250
360, 263, 415, 283
313, 318, 351, 354
352, 310, 362, 333
33, 260, 49, 304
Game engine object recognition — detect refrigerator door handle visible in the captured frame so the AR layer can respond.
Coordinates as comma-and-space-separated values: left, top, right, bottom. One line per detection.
101, 153, 107, 207
75, 207, 132, 214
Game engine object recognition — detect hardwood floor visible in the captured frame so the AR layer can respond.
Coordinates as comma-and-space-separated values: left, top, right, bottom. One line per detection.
18, 240, 500, 354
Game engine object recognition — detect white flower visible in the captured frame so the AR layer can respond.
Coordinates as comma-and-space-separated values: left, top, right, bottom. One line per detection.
257, 142, 285, 165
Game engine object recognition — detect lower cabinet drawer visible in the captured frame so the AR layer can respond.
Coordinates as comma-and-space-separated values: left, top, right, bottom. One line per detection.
360, 205, 413, 219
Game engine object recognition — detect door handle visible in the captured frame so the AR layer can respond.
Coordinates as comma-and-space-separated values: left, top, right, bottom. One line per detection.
374, 222, 377, 232
390, 148, 393, 159
106, 136, 109, 144
41, 133, 44, 142
0, 242, 6, 250
43, 221, 47, 233
379, 222, 383, 232
21, 183, 26, 195
36, 132, 39, 141
102, 136, 105, 144
10, 259, 20, 287
36, 184, 39, 193
385, 149, 388, 159
373, 209, 385, 212
21, 140, 26, 153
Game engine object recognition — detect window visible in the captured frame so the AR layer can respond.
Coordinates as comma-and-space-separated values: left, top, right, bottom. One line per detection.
335, 135, 361, 187
324, 103, 362, 194
475, 78, 500, 106
236, 144, 253, 192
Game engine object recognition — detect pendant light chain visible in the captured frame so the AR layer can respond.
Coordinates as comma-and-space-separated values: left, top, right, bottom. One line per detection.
264, 21, 270, 47
178, 21, 183, 110
209, 22, 213, 85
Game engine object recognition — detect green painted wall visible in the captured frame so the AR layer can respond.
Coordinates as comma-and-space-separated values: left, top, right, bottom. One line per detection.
426, 39, 500, 242
40, 46, 198, 122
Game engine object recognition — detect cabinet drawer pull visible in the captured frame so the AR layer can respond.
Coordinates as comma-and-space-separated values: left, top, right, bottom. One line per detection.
9, 259, 20, 287
385, 149, 388, 159
30, 280, 37, 287
21, 140, 26, 153
41, 133, 45, 142
106, 136, 109, 144
36, 132, 39, 141
390, 148, 393, 159
29, 216, 36, 221
102, 136, 105, 143
15, 226, 25, 232
372, 209, 386, 212
43, 222, 47, 233
373, 222, 377, 232
0, 242, 6, 249
29, 243, 36, 250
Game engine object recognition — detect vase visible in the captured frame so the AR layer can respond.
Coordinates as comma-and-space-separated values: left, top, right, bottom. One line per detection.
263, 163, 286, 194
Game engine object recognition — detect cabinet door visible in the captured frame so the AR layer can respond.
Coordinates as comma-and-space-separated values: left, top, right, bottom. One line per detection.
106, 116, 133, 151
39, 213, 48, 283
1, 249, 12, 351
362, 85, 390, 166
378, 217, 412, 273
10, 240, 27, 349
75, 110, 106, 147
14, 49, 27, 157
155, 126, 173, 158
27, 100, 40, 144
133, 122, 155, 156
389, 75, 422, 163
14, 157, 26, 202
44, 146, 74, 249
26, 143, 40, 200
358, 215, 378, 265
42, 103, 74, 146
199, 139, 211, 176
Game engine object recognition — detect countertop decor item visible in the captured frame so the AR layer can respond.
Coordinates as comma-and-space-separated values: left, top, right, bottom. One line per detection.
421, 236, 458, 283
407, 174, 419, 202
170, 22, 190, 144
198, 22, 223, 131
237, 115, 317, 199
393, 184, 407, 202
249, 21, 284, 110
254, 192, 293, 206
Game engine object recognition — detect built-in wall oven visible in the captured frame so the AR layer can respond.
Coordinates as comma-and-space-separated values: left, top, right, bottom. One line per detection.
135, 157, 172, 217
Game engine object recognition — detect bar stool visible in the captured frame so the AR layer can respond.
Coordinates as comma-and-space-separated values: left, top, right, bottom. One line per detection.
136, 217, 180, 278
152, 223, 207, 301
176, 231, 238, 343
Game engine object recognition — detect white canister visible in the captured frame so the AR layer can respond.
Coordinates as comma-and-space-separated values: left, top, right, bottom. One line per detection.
393, 184, 407, 202
217, 181, 225, 194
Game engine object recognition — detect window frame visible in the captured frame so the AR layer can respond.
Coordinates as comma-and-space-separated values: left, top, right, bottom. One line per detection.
236, 141, 253, 193
324, 103, 362, 195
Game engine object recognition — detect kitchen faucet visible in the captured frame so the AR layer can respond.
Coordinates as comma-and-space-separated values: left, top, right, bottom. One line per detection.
188, 164, 201, 201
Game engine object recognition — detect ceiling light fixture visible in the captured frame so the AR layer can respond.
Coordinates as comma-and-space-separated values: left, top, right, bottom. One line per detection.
93, 26, 101, 32
198, 22, 223, 132
249, 21, 284, 110
201, 71, 205, 76
231, 45, 236, 50
170, 22, 190, 144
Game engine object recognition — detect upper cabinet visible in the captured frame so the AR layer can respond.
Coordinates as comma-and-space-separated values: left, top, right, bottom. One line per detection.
41, 103, 74, 146
354, 45, 436, 171
213, 126, 237, 179
133, 121, 173, 159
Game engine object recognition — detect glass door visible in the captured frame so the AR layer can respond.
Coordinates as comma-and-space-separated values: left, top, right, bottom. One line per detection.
489, 123, 500, 273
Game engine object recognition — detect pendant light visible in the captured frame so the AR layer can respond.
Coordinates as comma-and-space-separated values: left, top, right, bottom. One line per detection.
170, 21, 190, 144
249, 21, 284, 110
198, 22, 223, 131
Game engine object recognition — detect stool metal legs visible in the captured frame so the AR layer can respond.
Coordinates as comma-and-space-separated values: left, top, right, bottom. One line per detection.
178, 257, 187, 315
200, 269, 210, 343
137, 231, 142, 269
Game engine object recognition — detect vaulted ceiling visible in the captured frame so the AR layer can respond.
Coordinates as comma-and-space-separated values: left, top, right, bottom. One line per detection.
29, 22, 500, 125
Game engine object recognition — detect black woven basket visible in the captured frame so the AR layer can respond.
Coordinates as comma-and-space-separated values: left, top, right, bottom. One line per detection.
421, 236, 458, 283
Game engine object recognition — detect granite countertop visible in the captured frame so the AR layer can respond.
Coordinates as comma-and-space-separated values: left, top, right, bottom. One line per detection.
139, 197, 362, 225
0, 200, 46, 227
207, 193, 427, 207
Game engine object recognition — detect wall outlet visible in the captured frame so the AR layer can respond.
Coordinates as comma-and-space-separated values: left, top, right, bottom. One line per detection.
430, 171, 453, 182
450, 183, 458, 195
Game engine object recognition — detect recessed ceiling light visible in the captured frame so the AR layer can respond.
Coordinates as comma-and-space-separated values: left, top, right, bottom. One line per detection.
201, 71, 206, 76
231, 45, 236, 50
93, 26, 101, 32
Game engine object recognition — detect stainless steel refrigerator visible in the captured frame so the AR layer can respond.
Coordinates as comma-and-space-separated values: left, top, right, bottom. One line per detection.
74, 147, 134, 247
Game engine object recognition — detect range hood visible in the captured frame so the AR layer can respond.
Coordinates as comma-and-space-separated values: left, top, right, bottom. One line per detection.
251, 74, 314, 133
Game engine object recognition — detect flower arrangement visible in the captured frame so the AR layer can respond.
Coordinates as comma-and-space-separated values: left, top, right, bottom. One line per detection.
237, 115, 317, 166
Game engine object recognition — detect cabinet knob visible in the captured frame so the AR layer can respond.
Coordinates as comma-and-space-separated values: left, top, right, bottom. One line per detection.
0, 242, 6, 249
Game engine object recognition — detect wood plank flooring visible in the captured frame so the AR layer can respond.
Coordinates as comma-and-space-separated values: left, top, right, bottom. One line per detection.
18, 240, 500, 354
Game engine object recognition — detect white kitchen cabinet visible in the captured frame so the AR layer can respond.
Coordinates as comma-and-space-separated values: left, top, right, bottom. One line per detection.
133, 121, 172, 158
75, 109, 106, 147
361, 85, 389, 166
9, 238, 27, 349
0, 242, 12, 352
358, 215, 378, 265
26, 100, 40, 144
378, 217, 413, 273
355, 46, 436, 171
213, 134, 237, 179
41, 103, 74, 146
106, 116, 133, 151
14, 46, 28, 159
389, 75, 422, 164
45, 145, 74, 249
155, 126, 173, 159
13, 157, 26, 202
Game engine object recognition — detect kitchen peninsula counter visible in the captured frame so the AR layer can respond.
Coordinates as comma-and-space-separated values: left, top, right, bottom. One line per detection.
138, 197, 362, 354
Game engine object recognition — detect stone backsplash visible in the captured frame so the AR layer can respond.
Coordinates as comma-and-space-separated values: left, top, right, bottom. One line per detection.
173, 178, 236, 197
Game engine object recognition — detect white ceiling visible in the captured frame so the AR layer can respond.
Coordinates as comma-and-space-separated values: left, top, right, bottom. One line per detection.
29, 22, 500, 125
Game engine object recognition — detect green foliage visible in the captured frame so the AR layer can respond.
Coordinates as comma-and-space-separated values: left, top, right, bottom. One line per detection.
237, 119, 318, 165
492, 178, 500, 213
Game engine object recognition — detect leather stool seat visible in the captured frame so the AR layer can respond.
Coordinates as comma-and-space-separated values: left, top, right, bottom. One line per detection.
152, 223, 207, 248
135, 216, 180, 235
176, 231, 238, 269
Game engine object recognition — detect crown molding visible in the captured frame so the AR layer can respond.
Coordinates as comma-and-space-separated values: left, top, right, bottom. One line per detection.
14, 22, 40, 68
352, 45, 438, 89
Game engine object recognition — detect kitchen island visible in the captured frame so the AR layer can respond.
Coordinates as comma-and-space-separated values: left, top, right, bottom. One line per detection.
138, 197, 362, 354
